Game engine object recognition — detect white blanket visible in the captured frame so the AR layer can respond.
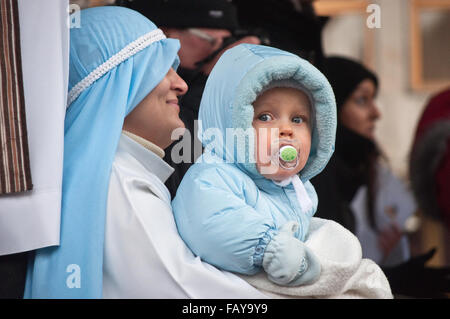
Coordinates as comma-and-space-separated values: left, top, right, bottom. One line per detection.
239, 217, 393, 299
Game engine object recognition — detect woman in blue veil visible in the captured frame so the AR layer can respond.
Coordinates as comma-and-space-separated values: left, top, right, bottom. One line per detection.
24, 6, 179, 298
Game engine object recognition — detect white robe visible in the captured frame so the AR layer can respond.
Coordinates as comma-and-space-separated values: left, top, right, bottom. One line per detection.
0, 0, 69, 255
102, 133, 268, 298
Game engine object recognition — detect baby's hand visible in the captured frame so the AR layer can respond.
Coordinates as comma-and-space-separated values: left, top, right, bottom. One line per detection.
262, 221, 321, 286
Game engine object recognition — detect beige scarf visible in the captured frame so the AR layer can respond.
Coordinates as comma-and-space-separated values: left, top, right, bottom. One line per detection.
122, 130, 165, 159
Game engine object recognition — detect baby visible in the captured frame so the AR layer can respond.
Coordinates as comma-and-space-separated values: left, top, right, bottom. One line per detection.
172, 44, 336, 286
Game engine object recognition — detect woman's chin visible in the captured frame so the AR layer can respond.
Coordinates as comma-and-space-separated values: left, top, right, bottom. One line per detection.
365, 130, 376, 141
171, 123, 186, 137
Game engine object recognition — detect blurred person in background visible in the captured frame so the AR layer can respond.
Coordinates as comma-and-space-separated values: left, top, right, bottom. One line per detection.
313, 56, 414, 267
410, 88, 450, 230
234, 0, 326, 69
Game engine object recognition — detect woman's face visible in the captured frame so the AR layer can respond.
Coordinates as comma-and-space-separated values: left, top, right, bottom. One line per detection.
339, 79, 381, 140
123, 68, 188, 149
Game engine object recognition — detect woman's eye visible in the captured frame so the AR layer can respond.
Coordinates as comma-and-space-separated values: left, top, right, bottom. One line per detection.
292, 116, 303, 124
355, 96, 368, 106
258, 114, 272, 121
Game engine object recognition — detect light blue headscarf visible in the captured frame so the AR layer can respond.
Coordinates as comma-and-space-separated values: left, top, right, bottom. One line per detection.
24, 6, 180, 298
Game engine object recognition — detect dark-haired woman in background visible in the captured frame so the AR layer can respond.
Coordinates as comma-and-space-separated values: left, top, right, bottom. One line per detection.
312, 56, 415, 267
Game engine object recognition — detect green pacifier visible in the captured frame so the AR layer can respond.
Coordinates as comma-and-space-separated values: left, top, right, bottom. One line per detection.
279, 145, 298, 162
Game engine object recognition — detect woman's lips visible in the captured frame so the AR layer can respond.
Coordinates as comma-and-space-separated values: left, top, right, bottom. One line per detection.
167, 100, 180, 110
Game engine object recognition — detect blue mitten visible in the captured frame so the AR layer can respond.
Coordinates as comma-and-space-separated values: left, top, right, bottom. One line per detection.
262, 221, 321, 286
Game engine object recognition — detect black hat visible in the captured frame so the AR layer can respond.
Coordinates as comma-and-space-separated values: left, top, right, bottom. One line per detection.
117, 0, 239, 30
322, 56, 378, 110
233, 0, 325, 64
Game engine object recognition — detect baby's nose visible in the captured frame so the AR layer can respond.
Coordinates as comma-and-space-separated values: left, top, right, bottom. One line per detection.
279, 125, 294, 137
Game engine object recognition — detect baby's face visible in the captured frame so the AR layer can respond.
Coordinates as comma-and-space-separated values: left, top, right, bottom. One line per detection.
252, 87, 312, 182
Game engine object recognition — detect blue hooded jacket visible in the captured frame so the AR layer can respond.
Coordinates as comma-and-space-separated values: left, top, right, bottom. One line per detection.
172, 44, 337, 275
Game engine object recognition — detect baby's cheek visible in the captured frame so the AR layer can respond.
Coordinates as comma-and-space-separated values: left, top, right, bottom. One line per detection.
298, 143, 311, 171
257, 133, 275, 163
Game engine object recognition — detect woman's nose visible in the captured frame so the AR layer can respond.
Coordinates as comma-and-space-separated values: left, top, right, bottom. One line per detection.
170, 70, 188, 96
370, 103, 381, 120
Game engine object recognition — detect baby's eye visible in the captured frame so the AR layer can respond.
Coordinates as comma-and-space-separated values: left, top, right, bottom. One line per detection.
292, 116, 303, 124
258, 114, 272, 122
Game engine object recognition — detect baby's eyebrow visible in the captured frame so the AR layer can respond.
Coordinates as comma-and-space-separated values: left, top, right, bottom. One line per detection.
299, 103, 312, 113
253, 100, 277, 107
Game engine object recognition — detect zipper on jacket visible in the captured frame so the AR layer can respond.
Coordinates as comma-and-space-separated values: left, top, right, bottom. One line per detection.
282, 187, 303, 239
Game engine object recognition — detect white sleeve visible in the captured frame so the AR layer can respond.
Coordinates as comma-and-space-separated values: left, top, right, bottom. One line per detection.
0, 0, 69, 255
103, 162, 268, 299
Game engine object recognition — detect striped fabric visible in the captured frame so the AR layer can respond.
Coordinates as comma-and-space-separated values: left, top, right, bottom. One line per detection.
0, 0, 32, 194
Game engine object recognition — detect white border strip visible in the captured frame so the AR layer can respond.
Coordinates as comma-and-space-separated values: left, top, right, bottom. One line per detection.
67, 28, 166, 107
